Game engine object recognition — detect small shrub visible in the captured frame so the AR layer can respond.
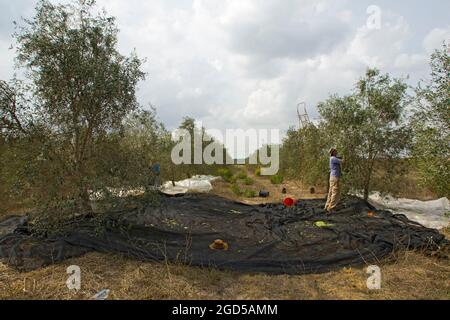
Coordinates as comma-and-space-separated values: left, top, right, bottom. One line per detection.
255, 167, 261, 176
270, 174, 283, 184
218, 168, 233, 182
243, 177, 254, 185
230, 183, 242, 196
236, 171, 247, 179
243, 189, 256, 198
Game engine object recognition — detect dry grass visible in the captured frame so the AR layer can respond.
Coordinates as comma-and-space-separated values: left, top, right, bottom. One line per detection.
0, 168, 449, 300
1, 245, 448, 300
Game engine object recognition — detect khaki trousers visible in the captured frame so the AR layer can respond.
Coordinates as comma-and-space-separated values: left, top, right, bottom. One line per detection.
325, 176, 341, 212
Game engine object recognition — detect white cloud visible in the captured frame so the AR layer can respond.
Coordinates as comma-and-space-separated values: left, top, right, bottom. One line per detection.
242, 86, 284, 125
0, 38, 15, 80
348, 14, 412, 69
423, 26, 450, 54
1, 0, 449, 158
394, 53, 427, 71
222, 0, 352, 64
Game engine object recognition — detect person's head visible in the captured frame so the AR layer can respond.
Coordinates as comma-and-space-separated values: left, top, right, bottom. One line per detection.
329, 148, 337, 157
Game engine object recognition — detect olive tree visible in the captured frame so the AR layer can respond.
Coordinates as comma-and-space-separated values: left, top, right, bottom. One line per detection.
318, 69, 410, 200
411, 44, 449, 197
11, 0, 145, 211
279, 124, 328, 187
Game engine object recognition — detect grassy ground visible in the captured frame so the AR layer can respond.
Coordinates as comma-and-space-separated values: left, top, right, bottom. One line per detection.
0, 167, 449, 300
1, 247, 448, 300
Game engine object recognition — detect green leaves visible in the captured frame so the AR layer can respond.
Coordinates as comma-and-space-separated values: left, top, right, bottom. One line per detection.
411, 44, 450, 197
279, 124, 329, 187
4, 0, 147, 214
316, 69, 410, 199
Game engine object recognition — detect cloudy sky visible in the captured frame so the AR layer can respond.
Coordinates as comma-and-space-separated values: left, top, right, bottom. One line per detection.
0, 0, 449, 157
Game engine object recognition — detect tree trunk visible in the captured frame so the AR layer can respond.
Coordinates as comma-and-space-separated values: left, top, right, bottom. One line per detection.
363, 184, 369, 201
79, 186, 92, 213
75, 154, 92, 214
363, 160, 374, 201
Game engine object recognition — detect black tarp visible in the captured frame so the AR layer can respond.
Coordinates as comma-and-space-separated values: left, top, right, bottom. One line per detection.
0, 194, 447, 274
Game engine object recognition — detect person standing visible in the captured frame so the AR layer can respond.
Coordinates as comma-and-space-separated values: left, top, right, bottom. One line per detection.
324, 148, 343, 213
152, 163, 161, 188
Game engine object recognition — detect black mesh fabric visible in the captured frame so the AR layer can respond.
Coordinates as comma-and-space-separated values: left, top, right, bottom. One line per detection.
0, 194, 447, 273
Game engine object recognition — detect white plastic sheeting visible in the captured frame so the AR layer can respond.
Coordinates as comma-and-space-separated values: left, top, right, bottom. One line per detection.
368, 192, 450, 229
90, 187, 145, 200
161, 175, 221, 195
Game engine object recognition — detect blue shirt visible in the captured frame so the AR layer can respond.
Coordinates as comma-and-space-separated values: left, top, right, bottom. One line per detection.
330, 156, 341, 177
152, 163, 161, 174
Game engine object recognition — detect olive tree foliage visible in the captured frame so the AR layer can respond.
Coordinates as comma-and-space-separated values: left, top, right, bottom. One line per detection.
0, 80, 54, 211
0, 80, 32, 135
173, 116, 230, 180
279, 124, 328, 187
0, 0, 146, 214
317, 69, 410, 200
411, 44, 449, 197
118, 107, 172, 191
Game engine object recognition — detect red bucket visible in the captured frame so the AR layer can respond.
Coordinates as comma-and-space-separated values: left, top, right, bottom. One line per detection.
283, 197, 295, 207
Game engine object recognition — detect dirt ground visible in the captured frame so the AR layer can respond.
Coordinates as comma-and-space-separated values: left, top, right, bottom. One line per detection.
1, 168, 449, 300
211, 165, 327, 205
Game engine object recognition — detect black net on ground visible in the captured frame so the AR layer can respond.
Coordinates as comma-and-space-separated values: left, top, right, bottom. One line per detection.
0, 194, 447, 274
